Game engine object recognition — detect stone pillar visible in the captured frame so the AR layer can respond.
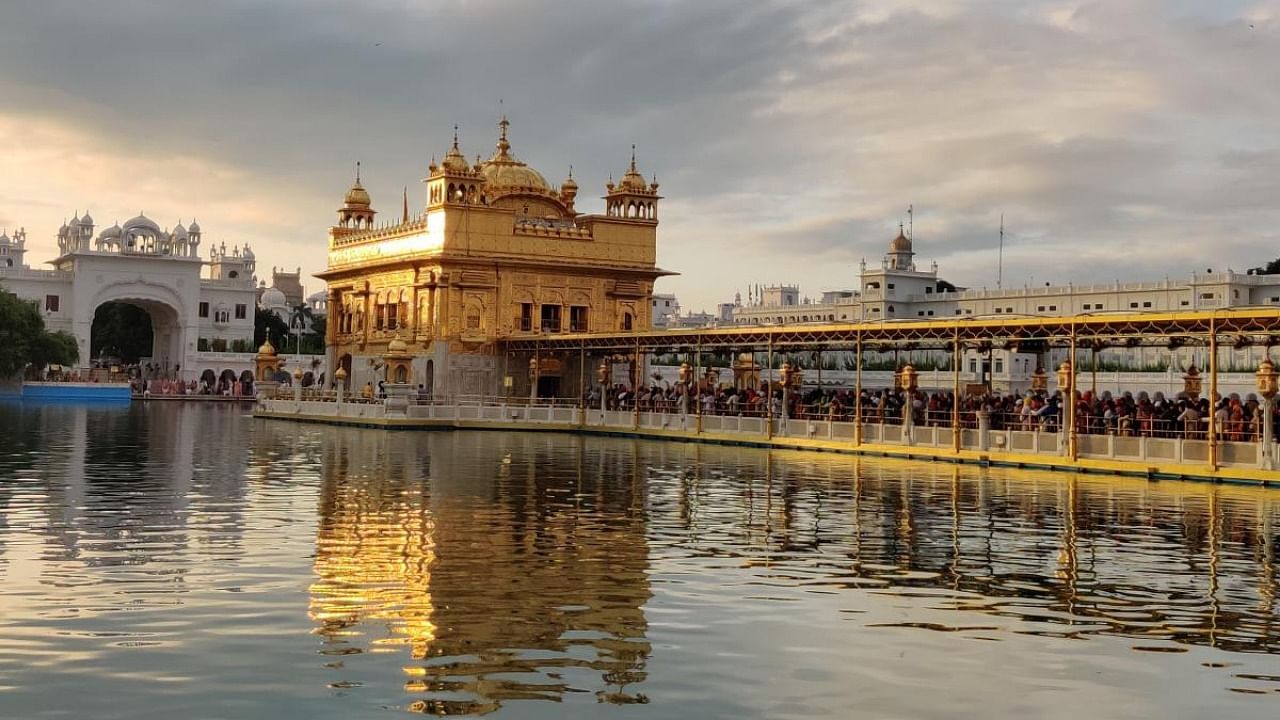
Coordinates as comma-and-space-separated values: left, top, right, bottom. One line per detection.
1263, 397, 1275, 470
903, 397, 914, 446
384, 383, 411, 417
977, 410, 991, 451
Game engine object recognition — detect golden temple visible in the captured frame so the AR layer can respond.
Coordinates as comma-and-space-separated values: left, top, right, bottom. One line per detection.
317, 117, 670, 397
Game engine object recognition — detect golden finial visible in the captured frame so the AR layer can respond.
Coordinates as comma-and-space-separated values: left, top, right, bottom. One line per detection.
355, 160, 361, 184
629, 144, 637, 172
452, 125, 459, 149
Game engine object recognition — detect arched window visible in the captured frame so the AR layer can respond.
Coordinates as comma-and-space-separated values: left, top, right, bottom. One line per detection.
622, 312, 633, 331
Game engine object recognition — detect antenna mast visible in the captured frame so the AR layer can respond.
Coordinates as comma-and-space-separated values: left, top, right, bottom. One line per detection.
997, 213, 1004, 290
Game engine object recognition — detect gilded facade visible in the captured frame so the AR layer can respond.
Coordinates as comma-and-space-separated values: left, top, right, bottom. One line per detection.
318, 118, 670, 397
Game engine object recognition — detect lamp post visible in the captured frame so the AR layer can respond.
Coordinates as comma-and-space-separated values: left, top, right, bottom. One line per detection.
597, 361, 610, 414
1256, 358, 1278, 469
779, 361, 795, 426
678, 361, 692, 416
1057, 359, 1074, 455
528, 357, 539, 404
334, 365, 347, 404
899, 363, 918, 443
1030, 365, 1048, 393
1183, 364, 1202, 400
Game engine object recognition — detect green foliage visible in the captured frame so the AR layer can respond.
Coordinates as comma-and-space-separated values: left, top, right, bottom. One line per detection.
255, 306, 290, 349
32, 331, 79, 369
0, 290, 80, 377
1249, 258, 1280, 275
0, 290, 43, 377
211, 338, 228, 352
230, 338, 255, 353
90, 302, 153, 362
197, 337, 210, 352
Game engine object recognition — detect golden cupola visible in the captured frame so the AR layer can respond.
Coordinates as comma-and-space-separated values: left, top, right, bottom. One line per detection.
605, 145, 661, 222
336, 163, 376, 229
479, 116, 552, 194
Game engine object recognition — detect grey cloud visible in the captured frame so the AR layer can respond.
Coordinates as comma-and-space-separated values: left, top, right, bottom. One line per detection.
1, 0, 1278, 310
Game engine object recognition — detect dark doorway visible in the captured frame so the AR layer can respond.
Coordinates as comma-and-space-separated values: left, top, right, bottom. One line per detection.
91, 302, 153, 363
537, 376, 560, 398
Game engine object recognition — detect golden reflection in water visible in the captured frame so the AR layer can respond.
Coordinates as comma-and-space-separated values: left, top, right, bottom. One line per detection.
305, 430, 652, 715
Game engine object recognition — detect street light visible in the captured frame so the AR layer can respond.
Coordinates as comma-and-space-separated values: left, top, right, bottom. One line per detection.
1256, 358, 1278, 469
597, 361, 611, 412
1183, 364, 1202, 399
1031, 365, 1048, 392
1056, 360, 1074, 393
779, 362, 793, 422
678, 362, 692, 415
899, 364, 918, 440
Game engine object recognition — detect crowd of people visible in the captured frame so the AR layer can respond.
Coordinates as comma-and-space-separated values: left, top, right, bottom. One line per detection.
582, 382, 1279, 442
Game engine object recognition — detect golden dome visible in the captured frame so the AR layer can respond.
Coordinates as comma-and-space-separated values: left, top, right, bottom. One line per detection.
386, 337, 408, 353
257, 339, 276, 355
344, 181, 370, 207
480, 116, 551, 193
616, 145, 650, 192
334, 366, 348, 380
482, 162, 550, 191
889, 226, 912, 253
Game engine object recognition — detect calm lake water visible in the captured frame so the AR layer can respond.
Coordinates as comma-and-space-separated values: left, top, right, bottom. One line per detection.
1, 402, 1279, 719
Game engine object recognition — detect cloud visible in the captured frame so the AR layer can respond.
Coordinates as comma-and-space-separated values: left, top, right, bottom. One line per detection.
0, 0, 1277, 311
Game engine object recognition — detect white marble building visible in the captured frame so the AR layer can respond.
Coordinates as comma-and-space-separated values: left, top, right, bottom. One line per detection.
712, 225, 1280, 392
0, 212, 257, 376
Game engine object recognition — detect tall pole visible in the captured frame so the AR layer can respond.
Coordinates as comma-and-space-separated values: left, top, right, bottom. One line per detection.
694, 336, 703, 434
1068, 325, 1078, 461
997, 212, 1004, 290
854, 331, 863, 446
1208, 316, 1219, 470
953, 331, 962, 453
767, 335, 775, 439
633, 337, 641, 430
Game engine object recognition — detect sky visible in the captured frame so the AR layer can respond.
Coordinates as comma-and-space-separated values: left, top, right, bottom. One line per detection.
0, 0, 1277, 312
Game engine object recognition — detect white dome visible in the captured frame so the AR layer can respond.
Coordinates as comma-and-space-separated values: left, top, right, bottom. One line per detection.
0, 232, 10, 245
80, 212, 93, 225
187, 219, 201, 233
242, 245, 255, 258
97, 223, 122, 241
123, 214, 161, 234
172, 223, 188, 239
261, 287, 287, 308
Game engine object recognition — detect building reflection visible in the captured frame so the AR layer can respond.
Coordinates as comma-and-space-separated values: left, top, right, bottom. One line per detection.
0, 402, 250, 583
654, 442, 1280, 655
307, 428, 652, 714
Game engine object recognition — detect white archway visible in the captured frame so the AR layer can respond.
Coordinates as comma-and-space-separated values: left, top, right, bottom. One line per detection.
83, 280, 190, 375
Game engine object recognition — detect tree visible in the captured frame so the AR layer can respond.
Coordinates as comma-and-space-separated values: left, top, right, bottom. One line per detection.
0, 289, 81, 378
1250, 259, 1280, 276
255, 306, 290, 349
0, 290, 43, 377
32, 331, 79, 369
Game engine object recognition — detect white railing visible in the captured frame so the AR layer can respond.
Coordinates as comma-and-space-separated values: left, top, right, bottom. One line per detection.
254, 398, 1280, 473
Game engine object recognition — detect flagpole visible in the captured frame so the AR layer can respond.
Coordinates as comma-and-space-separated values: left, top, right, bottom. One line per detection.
998, 213, 1004, 290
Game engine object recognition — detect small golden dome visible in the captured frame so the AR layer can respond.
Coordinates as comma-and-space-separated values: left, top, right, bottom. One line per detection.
292, 366, 304, 380
257, 339, 276, 355
619, 168, 647, 192
344, 183, 370, 207
387, 337, 408, 353
334, 366, 348, 380
889, 227, 912, 253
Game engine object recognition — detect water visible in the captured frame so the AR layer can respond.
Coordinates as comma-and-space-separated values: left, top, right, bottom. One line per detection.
1, 402, 1279, 719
